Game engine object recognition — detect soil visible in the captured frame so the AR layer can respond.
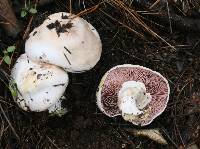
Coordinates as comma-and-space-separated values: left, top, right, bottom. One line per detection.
0, 0, 200, 149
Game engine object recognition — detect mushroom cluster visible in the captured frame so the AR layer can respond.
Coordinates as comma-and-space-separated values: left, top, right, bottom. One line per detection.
10, 12, 102, 114
97, 64, 170, 126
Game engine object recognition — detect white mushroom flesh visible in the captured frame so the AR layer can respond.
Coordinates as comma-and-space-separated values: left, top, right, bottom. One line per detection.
118, 81, 152, 118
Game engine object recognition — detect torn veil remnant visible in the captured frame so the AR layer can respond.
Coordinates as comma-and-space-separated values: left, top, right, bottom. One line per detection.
25, 12, 102, 73
0, 0, 21, 37
96, 64, 170, 126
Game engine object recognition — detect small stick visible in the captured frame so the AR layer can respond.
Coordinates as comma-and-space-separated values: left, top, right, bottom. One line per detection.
166, 0, 173, 34
23, 16, 34, 40
47, 136, 60, 149
69, 0, 72, 14
149, 0, 160, 9
0, 103, 20, 140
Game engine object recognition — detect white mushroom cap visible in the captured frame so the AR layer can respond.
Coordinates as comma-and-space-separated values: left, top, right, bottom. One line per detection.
11, 54, 69, 112
25, 12, 102, 73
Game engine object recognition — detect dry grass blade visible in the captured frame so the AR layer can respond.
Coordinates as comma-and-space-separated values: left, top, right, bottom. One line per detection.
166, 0, 173, 34
0, 119, 5, 141
0, 14, 15, 27
72, 2, 101, 19
161, 127, 178, 148
0, 67, 10, 85
69, 0, 72, 14
0, 21, 9, 25
47, 136, 60, 149
149, 0, 161, 9
0, 103, 20, 140
100, 10, 145, 39
23, 16, 34, 40
0, 0, 21, 36
108, 0, 176, 50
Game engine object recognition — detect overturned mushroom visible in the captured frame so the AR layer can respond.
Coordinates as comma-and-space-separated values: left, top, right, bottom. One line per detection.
11, 54, 69, 113
97, 64, 170, 126
25, 12, 102, 73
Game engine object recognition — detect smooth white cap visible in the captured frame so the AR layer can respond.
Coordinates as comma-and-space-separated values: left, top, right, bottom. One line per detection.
25, 12, 102, 73
11, 54, 69, 112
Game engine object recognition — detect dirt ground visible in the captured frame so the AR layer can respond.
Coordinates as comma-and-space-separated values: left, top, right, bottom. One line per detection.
0, 0, 200, 148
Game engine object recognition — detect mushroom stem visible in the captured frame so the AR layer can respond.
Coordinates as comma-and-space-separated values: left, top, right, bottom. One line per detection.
118, 96, 143, 116
118, 81, 152, 117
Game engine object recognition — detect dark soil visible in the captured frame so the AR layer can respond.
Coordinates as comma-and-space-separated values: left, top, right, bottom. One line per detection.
0, 0, 200, 149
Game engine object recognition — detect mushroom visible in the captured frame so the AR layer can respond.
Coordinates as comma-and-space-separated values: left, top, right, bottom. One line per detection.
10, 54, 69, 113
25, 12, 102, 73
96, 64, 170, 126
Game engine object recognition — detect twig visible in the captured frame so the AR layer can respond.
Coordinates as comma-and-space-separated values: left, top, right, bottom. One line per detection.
0, 103, 20, 140
109, 0, 176, 51
175, 123, 185, 148
0, 13, 15, 27
161, 127, 178, 148
149, 0, 160, 9
72, 3, 100, 19
0, 0, 21, 36
166, 0, 172, 34
0, 21, 9, 25
0, 96, 14, 106
0, 119, 4, 140
100, 10, 145, 39
23, 16, 34, 40
69, 0, 72, 14
46, 136, 60, 149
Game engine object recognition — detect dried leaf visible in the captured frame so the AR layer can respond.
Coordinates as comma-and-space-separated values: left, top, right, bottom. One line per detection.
125, 128, 168, 144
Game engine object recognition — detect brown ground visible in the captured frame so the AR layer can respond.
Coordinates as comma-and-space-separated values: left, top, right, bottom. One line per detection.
0, 0, 199, 149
